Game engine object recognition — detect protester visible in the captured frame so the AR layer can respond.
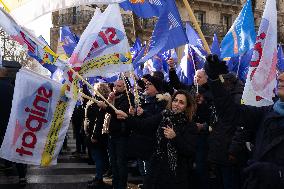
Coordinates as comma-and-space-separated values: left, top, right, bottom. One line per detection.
167, 57, 209, 93
152, 71, 174, 95
194, 87, 217, 189
97, 79, 134, 189
85, 83, 111, 188
204, 54, 284, 189
115, 90, 198, 189
71, 104, 86, 155
128, 75, 170, 181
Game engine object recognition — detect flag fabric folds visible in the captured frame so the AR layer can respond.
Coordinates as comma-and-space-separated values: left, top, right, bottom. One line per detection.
120, 0, 164, 18
0, 68, 76, 166
1, 0, 127, 25
60, 26, 79, 57
227, 49, 253, 83
242, 0, 277, 107
186, 22, 203, 48
137, 0, 188, 63
130, 37, 142, 60
0, 8, 59, 66
70, 4, 132, 77
178, 44, 195, 85
220, 0, 256, 58
211, 33, 221, 57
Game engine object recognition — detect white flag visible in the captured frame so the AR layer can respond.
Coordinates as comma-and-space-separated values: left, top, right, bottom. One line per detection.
242, 0, 277, 107
1, 0, 126, 25
70, 4, 132, 77
0, 68, 76, 166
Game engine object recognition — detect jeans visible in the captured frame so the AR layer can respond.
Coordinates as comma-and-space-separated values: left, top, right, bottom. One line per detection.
109, 136, 128, 189
91, 147, 105, 180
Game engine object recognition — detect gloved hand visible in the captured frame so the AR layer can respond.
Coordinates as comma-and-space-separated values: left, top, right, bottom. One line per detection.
204, 54, 228, 80
243, 162, 283, 189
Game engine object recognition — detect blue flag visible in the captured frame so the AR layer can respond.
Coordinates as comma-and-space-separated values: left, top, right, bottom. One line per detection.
60, 26, 79, 57
120, 0, 164, 18
132, 45, 147, 69
27, 35, 58, 75
211, 33, 221, 57
277, 45, 284, 72
220, 0, 256, 58
160, 50, 171, 73
186, 22, 203, 47
130, 37, 142, 60
227, 49, 253, 82
175, 45, 195, 85
138, 0, 188, 63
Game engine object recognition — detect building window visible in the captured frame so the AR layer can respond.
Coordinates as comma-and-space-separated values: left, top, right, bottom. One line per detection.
221, 14, 232, 32
194, 11, 205, 27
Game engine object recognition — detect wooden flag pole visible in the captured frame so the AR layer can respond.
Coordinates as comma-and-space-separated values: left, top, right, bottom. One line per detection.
130, 71, 140, 106
122, 73, 132, 107
69, 67, 118, 111
182, 0, 225, 82
80, 92, 100, 104
0, 0, 10, 12
182, 0, 211, 54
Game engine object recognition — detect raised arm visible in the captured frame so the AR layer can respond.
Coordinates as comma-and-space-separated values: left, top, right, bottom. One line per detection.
205, 54, 268, 132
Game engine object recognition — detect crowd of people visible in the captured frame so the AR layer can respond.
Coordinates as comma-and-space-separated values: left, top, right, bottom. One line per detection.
1, 54, 284, 189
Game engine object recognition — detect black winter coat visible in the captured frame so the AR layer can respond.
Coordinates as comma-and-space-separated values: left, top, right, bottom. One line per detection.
84, 101, 107, 148
0, 79, 14, 145
106, 92, 134, 137
209, 79, 284, 189
127, 112, 197, 189
208, 74, 244, 165
127, 95, 168, 160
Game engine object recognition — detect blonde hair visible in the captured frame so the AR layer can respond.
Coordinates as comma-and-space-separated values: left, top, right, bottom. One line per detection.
94, 83, 111, 99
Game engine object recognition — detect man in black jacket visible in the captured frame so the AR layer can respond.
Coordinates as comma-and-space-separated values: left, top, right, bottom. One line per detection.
98, 79, 134, 189
204, 54, 284, 189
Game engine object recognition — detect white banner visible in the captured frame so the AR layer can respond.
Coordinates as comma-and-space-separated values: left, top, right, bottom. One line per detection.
0, 68, 76, 166
70, 4, 132, 77
1, 0, 126, 25
242, 0, 277, 107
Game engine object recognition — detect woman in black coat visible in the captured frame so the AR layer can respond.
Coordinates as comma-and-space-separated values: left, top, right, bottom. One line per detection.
116, 90, 198, 189
84, 83, 111, 188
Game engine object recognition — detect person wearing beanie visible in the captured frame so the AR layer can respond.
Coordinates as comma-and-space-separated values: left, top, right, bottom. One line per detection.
127, 76, 170, 180
152, 71, 174, 95
137, 74, 151, 91
146, 76, 163, 95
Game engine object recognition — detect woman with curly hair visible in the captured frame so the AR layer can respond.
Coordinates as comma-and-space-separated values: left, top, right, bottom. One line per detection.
116, 90, 198, 189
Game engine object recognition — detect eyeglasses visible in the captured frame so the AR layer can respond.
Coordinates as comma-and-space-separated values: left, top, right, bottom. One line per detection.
145, 82, 153, 86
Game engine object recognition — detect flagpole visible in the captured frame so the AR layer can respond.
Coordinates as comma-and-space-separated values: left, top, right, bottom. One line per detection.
190, 46, 198, 94
69, 67, 118, 111
182, 0, 211, 54
121, 73, 132, 108
80, 92, 100, 104
0, 0, 10, 12
182, 0, 224, 83
130, 71, 141, 106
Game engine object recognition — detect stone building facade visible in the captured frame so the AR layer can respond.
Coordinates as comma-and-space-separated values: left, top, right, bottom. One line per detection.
50, 0, 284, 52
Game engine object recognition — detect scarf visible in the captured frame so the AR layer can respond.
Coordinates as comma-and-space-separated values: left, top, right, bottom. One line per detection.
273, 100, 284, 116
155, 110, 188, 174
